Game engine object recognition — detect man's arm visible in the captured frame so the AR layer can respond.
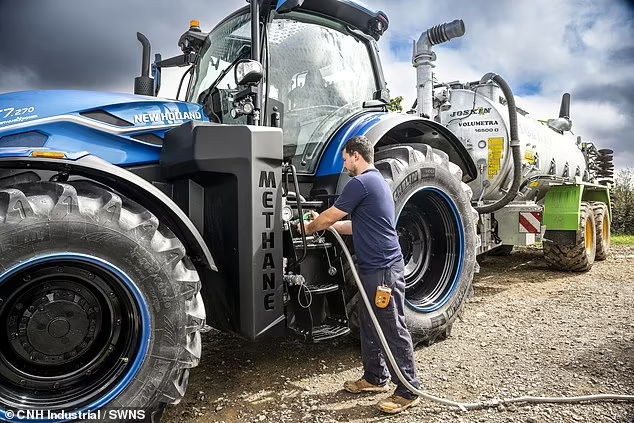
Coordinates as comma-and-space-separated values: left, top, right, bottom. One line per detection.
331, 220, 352, 235
303, 206, 348, 234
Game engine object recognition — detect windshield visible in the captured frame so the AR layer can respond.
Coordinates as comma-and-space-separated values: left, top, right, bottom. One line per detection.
188, 12, 251, 123
267, 12, 379, 173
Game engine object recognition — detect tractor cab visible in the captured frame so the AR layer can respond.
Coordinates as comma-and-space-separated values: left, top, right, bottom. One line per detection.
173, 0, 390, 173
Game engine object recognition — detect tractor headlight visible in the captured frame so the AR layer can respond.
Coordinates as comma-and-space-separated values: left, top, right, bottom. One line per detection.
242, 101, 254, 115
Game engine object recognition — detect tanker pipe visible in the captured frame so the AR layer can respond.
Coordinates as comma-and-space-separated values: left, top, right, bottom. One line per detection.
474, 73, 522, 214
413, 19, 465, 118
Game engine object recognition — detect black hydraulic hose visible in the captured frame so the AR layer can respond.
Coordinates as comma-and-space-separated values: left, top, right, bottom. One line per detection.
474, 73, 522, 214
176, 66, 194, 100
290, 164, 308, 268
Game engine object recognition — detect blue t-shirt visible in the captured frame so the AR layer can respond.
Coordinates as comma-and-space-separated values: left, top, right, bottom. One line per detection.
333, 168, 403, 272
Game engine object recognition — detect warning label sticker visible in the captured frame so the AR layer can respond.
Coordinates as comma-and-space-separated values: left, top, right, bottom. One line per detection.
487, 137, 505, 179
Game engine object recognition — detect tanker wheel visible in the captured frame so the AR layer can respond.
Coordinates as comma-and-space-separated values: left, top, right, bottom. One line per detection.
590, 201, 611, 260
0, 181, 205, 423
543, 201, 596, 272
344, 144, 478, 348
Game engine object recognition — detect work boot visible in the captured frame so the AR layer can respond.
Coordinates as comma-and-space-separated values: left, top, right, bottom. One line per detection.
343, 378, 390, 394
376, 394, 421, 414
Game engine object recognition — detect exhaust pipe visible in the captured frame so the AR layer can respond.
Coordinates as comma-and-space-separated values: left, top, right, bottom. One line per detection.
412, 20, 465, 118
134, 32, 155, 96
559, 92, 570, 118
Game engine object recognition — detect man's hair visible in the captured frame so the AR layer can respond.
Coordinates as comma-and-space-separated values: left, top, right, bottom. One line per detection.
343, 136, 374, 163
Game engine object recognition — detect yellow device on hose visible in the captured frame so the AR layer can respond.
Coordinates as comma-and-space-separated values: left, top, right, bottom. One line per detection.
375, 285, 392, 308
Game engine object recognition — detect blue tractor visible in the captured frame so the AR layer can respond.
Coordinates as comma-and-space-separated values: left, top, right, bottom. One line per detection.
0, 0, 478, 420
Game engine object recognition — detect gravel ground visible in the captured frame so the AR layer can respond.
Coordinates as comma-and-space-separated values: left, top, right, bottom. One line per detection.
163, 246, 634, 423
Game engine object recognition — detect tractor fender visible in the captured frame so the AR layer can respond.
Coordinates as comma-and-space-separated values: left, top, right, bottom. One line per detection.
0, 154, 216, 271
317, 112, 477, 183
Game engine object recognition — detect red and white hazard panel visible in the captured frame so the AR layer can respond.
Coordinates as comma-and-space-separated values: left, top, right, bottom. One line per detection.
519, 211, 541, 233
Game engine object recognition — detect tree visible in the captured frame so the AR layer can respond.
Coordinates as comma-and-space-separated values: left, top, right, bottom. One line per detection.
387, 95, 404, 112
611, 168, 634, 235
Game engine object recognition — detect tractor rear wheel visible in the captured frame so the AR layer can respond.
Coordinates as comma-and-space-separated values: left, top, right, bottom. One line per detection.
591, 201, 611, 261
543, 201, 596, 271
0, 181, 204, 422
344, 144, 478, 347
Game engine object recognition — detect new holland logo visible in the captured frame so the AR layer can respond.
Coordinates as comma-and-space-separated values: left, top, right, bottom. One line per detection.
133, 111, 202, 124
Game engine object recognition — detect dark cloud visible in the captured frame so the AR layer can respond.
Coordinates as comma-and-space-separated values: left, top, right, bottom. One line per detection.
570, 75, 634, 169
0, 0, 241, 93
573, 82, 634, 114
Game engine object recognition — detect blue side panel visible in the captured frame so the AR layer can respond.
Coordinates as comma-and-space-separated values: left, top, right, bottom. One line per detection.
316, 111, 388, 177
29, 122, 161, 165
0, 90, 169, 124
0, 90, 208, 166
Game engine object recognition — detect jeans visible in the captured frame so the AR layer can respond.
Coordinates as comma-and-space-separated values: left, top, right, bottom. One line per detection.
358, 259, 421, 399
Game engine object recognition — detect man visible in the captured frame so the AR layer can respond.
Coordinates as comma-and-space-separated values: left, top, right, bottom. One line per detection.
300, 136, 421, 414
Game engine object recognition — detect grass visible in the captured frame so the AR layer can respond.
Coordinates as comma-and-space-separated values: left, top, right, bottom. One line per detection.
611, 234, 634, 246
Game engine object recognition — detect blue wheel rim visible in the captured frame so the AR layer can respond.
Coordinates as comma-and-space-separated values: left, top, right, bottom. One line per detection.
396, 187, 465, 313
0, 253, 151, 423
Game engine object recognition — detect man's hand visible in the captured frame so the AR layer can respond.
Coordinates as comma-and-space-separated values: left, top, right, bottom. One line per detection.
297, 210, 319, 233
297, 207, 347, 235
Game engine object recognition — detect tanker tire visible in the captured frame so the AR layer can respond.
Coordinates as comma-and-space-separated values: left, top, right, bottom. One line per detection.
590, 201, 611, 261
343, 144, 478, 348
543, 201, 596, 271
0, 181, 204, 423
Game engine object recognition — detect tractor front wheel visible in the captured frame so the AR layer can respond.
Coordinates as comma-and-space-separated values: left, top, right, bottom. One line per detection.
0, 181, 204, 422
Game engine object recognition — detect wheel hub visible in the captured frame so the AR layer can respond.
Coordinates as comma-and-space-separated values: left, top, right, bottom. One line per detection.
396, 189, 462, 312
397, 207, 432, 291
9, 284, 101, 364
0, 258, 141, 411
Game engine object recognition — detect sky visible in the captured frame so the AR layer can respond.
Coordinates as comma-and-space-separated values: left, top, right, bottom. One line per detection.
1, 0, 633, 171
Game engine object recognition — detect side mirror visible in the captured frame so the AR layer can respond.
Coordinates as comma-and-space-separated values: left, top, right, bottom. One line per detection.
235, 59, 263, 86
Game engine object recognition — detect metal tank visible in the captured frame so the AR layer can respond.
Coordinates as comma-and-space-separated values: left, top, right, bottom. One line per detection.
436, 85, 588, 203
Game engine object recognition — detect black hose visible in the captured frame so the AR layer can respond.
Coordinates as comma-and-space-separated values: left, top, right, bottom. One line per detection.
289, 164, 308, 268
176, 66, 194, 100
474, 73, 522, 214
